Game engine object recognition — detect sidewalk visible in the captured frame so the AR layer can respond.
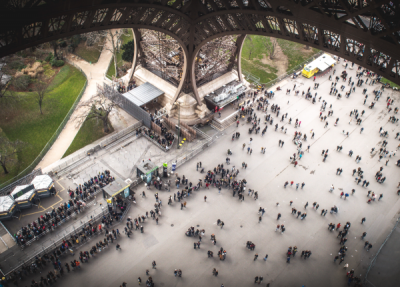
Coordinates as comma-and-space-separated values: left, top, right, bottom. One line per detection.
37, 39, 114, 170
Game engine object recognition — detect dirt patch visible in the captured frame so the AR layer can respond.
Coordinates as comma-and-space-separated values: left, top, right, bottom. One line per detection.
260, 37, 288, 76
299, 46, 316, 56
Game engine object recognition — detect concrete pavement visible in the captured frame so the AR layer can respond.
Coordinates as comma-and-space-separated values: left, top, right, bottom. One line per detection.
9, 61, 400, 287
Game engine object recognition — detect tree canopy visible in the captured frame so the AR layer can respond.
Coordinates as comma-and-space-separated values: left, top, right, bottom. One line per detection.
121, 40, 135, 63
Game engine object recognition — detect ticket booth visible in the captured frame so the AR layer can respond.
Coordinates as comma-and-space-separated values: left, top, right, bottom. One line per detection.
102, 178, 131, 213
137, 160, 159, 185
31, 175, 55, 198
10, 184, 37, 209
0, 195, 16, 221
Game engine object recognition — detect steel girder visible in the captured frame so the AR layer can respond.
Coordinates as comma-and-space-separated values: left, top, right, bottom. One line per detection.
0, 0, 400, 104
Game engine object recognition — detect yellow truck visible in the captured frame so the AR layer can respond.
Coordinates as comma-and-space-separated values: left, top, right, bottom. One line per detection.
302, 54, 336, 78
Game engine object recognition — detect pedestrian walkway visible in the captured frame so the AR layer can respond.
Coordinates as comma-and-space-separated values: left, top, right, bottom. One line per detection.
37, 31, 136, 170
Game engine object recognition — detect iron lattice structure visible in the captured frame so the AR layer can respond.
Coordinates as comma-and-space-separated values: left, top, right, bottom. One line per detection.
1, 0, 400, 104
138, 29, 185, 87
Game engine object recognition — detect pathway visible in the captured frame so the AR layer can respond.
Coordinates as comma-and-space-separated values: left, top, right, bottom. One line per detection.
37, 33, 135, 170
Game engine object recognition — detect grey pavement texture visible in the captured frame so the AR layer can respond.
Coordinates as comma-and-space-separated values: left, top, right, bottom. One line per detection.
2, 62, 400, 287
365, 223, 400, 287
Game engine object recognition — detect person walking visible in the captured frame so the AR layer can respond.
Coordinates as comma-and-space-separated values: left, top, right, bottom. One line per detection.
254, 253, 258, 261
116, 244, 121, 251
361, 217, 366, 224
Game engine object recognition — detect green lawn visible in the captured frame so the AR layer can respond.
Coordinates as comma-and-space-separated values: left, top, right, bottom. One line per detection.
380, 78, 400, 89
74, 41, 103, 64
0, 64, 86, 184
107, 29, 133, 78
241, 35, 278, 84
276, 38, 320, 73
241, 58, 277, 84
63, 116, 113, 158
242, 35, 272, 60
241, 35, 320, 84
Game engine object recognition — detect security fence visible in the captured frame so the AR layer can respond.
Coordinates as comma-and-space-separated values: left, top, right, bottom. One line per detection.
243, 51, 325, 89
0, 169, 42, 196
3, 201, 131, 277
102, 82, 152, 128
51, 121, 143, 175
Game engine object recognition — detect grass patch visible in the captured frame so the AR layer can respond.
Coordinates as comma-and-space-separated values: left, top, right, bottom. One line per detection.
0, 64, 86, 184
276, 38, 320, 73
253, 60, 278, 73
242, 35, 271, 60
63, 117, 114, 158
74, 41, 103, 64
242, 59, 277, 84
380, 78, 400, 89
107, 29, 134, 78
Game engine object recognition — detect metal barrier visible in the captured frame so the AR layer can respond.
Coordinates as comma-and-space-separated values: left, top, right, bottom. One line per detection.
0, 221, 16, 243
142, 132, 173, 152
4, 200, 131, 278
100, 121, 143, 148
51, 121, 143, 174
0, 64, 88, 190
0, 169, 42, 196
102, 82, 152, 128
164, 131, 220, 172
4, 208, 108, 277
21, 187, 103, 249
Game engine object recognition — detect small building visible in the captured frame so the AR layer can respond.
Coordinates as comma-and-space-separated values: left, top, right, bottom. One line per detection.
137, 160, 159, 185
0, 195, 16, 221
302, 54, 336, 78
10, 184, 37, 209
204, 80, 247, 112
102, 178, 131, 213
31, 175, 54, 198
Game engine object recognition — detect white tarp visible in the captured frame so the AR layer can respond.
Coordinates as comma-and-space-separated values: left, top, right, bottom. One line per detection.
306, 54, 335, 72
31, 175, 53, 190
11, 185, 36, 201
11, 185, 31, 196
0, 195, 14, 213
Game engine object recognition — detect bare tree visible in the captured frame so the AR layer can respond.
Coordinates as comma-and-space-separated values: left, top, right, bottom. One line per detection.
247, 36, 255, 60
0, 128, 26, 174
75, 85, 120, 133
33, 77, 50, 115
101, 30, 129, 78
264, 37, 277, 60
0, 71, 17, 105
0, 72, 9, 99
82, 31, 107, 46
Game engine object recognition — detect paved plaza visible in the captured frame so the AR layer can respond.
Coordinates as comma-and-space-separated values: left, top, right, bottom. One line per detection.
2, 61, 400, 287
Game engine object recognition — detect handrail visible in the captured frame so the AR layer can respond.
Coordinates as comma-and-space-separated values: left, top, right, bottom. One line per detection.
21, 187, 102, 249
5, 200, 132, 278
0, 221, 16, 243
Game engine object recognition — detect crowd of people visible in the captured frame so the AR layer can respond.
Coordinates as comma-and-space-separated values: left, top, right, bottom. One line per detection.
15, 171, 113, 247
142, 126, 175, 149
5, 56, 400, 287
